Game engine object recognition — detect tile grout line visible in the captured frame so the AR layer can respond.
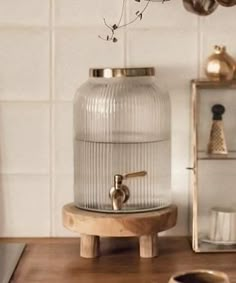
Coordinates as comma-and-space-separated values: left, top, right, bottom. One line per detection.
197, 16, 202, 78
123, 0, 128, 67
0, 173, 50, 176
49, 0, 56, 237
0, 100, 72, 104
0, 25, 202, 32
0, 25, 49, 30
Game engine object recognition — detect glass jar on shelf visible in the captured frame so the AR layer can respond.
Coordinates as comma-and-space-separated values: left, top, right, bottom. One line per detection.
73, 67, 172, 213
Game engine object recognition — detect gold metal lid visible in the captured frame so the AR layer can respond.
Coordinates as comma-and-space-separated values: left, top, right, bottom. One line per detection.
89, 67, 155, 78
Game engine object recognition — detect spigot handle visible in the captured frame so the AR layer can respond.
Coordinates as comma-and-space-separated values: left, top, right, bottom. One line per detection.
110, 171, 147, 211
123, 171, 147, 179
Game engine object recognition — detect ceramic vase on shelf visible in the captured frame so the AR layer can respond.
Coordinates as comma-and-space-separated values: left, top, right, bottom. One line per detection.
205, 45, 236, 81
207, 104, 228, 155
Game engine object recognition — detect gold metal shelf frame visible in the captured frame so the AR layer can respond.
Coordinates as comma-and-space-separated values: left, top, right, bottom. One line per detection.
190, 79, 236, 253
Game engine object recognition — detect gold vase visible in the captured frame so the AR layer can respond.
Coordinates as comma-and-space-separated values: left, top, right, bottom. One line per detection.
205, 45, 236, 81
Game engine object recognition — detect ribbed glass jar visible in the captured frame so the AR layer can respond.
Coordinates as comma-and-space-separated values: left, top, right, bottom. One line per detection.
74, 67, 171, 213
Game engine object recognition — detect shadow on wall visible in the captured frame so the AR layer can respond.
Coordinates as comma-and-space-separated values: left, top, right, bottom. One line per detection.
0, 176, 4, 237
0, 113, 5, 237
0, 175, 7, 283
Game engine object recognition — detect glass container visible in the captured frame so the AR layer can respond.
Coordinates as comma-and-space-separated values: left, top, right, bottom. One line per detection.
74, 67, 171, 213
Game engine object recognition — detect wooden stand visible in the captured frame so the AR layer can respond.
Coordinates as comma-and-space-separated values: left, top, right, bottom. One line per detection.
63, 203, 177, 259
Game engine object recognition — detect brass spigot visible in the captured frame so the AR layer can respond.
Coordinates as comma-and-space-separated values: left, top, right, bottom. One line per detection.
109, 171, 147, 211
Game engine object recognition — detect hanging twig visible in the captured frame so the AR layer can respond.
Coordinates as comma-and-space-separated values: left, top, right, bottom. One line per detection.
98, 18, 115, 42
117, 0, 128, 27
118, 0, 151, 29
99, 0, 169, 43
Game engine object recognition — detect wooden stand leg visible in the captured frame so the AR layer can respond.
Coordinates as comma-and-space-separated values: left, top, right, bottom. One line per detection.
139, 234, 159, 258
80, 234, 100, 258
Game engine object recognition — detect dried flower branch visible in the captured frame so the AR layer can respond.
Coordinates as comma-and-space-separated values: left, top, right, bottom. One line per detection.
99, 0, 169, 43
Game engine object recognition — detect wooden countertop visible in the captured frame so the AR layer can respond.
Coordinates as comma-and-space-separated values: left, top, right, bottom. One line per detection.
1, 237, 236, 283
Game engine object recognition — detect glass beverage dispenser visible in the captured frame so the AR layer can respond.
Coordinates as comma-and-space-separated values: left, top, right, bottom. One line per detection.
74, 67, 171, 213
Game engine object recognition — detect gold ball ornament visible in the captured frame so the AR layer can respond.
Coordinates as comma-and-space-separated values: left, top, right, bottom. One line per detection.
205, 45, 236, 81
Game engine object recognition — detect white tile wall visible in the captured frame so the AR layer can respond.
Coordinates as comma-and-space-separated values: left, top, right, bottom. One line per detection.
127, 0, 198, 29
125, 29, 198, 89
53, 102, 73, 175
54, 28, 125, 101
0, 175, 50, 237
0, 103, 50, 174
52, 174, 74, 236
0, 30, 50, 101
200, 6, 236, 31
0, 0, 49, 26
0, 0, 235, 237
54, 0, 125, 27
